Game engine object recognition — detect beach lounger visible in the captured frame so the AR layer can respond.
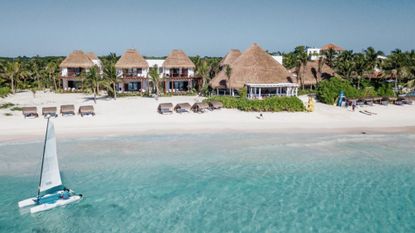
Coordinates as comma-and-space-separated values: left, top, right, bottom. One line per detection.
356, 99, 365, 106
208, 101, 223, 110
22, 107, 39, 118
78, 105, 95, 117
60, 105, 75, 116
42, 107, 58, 118
158, 103, 173, 114
403, 98, 413, 105
174, 103, 191, 113
192, 102, 209, 113
395, 98, 405, 106
381, 97, 389, 106
364, 98, 374, 106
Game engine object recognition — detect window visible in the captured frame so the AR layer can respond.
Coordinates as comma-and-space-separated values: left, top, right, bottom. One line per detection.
127, 82, 141, 91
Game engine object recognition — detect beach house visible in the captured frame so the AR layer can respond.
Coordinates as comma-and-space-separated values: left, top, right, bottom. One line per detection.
59, 50, 98, 90
307, 43, 345, 61
210, 43, 298, 98
115, 49, 150, 92
162, 50, 198, 94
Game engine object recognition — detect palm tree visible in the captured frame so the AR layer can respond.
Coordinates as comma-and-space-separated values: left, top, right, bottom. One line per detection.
321, 48, 337, 67
293, 46, 308, 89
224, 65, 232, 95
196, 60, 209, 89
149, 65, 161, 95
2, 61, 27, 94
363, 47, 384, 81
45, 61, 59, 90
334, 50, 355, 81
383, 49, 407, 91
83, 66, 102, 104
352, 53, 366, 89
104, 59, 119, 100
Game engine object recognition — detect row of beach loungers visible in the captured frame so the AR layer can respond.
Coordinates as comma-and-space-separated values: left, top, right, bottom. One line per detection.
158, 101, 223, 114
350, 97, 413, 106
22, 105, 95, 118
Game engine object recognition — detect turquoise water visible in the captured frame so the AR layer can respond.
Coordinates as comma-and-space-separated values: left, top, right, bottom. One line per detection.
1, 133, 415, 233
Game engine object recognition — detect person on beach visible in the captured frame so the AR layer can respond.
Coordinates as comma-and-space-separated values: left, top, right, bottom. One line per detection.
257, 113, 264, 119
352, 100, 357, 111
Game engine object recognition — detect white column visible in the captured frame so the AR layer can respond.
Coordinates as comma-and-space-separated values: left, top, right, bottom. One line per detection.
259, 88, 262, 97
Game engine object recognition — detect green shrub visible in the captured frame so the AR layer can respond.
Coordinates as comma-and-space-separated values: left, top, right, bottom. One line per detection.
205, 96, 305, 112
0, 87, 11, 98
316, 77, 362, 104
377, 83, 395, 97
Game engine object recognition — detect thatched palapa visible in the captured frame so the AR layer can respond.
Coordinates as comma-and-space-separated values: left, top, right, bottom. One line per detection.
321, 43, 344, 52
85, 52, 98, 61
59, 50, 95, 68
115, 49, 149, 69
219, 49, 241, 67
162, 50, 195, 69
210, 43, 293, 90
289, 61, 335, 86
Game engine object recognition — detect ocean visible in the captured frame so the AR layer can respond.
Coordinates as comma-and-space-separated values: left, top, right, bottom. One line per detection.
1, 133, 415, 233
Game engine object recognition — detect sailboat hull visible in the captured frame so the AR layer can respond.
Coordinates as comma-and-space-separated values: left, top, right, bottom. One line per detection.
18, 198, 37, 208
30, 195, 81, 213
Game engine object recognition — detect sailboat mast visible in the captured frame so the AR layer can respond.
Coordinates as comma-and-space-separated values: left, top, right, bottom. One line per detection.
37, 118, 50, 198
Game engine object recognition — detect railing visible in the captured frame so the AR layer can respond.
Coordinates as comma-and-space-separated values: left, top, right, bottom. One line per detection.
123, 73, 146, 78
165, 73, 190, 78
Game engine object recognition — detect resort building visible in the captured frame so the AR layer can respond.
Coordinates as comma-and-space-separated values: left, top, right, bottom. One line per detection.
289, 61, 335, 88
210, 43, 298, 98
115, 49, 149, 92
59, 50, 99, 90
307, 43, 345, 61
162, 50, 197, 94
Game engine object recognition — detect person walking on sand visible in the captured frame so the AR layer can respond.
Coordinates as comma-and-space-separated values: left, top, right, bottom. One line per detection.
352, 99, 357, 112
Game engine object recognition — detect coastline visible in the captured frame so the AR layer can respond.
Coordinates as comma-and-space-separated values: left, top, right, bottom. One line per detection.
1, 92, 415, 143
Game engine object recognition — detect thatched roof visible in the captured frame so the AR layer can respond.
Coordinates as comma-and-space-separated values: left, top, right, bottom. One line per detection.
85, 52, 98, 60
219, 49, 241, 67
210, 43, 293, 89
289, 61, 335, 86
59, 50, 95, 68
115, 49, 149, 69
162, 50, 195, 69
321, 43, 344, 51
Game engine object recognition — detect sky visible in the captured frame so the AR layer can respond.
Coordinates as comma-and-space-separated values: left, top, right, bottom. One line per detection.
0, 0, 414, 57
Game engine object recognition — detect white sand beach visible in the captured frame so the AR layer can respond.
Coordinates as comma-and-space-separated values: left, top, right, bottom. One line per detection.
0, 91, 414, 142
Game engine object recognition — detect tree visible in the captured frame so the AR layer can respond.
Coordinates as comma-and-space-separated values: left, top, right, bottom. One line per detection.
103, 53, 118, 100
321, 48, 337, 67
334, 50, 355, 81
196, 60, 209, 89
45, 61, 59, 90
2, 61, 27, 94
224, 65, 232, 95
83, 66, 102, 104
351, 53, 366, 89
293, 46, 308, 89
149, 65, 161, 95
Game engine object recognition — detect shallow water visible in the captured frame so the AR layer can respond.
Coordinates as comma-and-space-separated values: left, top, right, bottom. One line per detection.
1, 133, 415, 233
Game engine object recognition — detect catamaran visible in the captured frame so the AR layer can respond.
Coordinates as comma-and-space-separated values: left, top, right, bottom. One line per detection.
18, 118, 82, 213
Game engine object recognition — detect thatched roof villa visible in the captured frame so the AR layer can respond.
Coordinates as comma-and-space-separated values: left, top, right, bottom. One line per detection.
210, 43, 298, 98
289, 61, 336, 88
115, 49, 150, 92
162, 49, 199, 94
60, 50, 98, 90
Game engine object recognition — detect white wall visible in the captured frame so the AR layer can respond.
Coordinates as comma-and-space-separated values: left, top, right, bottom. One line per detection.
272, 56, 283, 65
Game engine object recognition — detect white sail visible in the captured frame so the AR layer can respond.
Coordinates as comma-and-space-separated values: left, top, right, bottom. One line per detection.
39, 121, 62, 193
